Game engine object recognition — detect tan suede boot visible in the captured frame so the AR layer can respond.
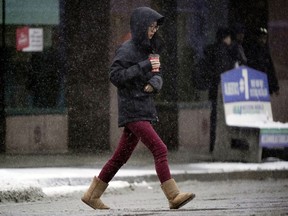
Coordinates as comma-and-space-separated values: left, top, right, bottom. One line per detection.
161, 178, 195, 209
81, 177, 110, 210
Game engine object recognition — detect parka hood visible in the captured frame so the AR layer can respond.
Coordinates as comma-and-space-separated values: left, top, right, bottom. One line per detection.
130, 7, 164, 51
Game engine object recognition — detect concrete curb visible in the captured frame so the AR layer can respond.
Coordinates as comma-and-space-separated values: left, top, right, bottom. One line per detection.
14, 169, 287, 189
113, 170, 288, 183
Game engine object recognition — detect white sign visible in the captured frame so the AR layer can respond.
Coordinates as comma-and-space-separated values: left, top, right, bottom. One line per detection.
22, 28, 43, 52
221, 66, 272, 127
221, 66, 288, 148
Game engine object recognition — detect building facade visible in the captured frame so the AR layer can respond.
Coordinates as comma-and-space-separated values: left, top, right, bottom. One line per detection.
0, 0, 287, 159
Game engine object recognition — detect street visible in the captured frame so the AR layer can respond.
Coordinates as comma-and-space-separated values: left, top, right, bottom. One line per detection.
0, 179, 287, 216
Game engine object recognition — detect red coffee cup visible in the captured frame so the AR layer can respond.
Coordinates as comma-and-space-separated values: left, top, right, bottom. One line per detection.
149, 54, 160, 72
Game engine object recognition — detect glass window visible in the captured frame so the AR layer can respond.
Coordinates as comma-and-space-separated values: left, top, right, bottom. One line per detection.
1, 0, 59, 25
1, 0, 65, 114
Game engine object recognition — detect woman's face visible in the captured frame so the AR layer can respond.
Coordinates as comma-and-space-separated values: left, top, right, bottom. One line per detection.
147, 21, 159, 39
223, 36, 232, 46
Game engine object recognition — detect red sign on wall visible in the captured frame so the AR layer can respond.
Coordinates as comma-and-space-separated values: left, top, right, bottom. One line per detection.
16, 27, 29, 51
16, 27, 43, 52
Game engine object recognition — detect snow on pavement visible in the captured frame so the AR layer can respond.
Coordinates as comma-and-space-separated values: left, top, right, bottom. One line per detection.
0, 161, 287, 200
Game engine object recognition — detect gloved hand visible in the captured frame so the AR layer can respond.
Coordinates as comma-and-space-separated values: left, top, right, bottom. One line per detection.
144, 84, 154, 93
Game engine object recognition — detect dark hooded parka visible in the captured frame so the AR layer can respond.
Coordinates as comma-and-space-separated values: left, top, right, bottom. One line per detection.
110, 7, 164, 127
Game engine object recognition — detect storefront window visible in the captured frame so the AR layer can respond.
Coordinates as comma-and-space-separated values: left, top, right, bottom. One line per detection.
1, 0, 65, 114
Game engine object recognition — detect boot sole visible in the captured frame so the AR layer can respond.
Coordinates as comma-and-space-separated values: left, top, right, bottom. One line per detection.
81, 198, 96, 210
81, 198, 110, 210
171, 193, 196, 209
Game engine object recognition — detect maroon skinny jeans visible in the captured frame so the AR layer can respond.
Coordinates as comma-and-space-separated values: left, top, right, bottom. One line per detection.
98, 121, 171, 184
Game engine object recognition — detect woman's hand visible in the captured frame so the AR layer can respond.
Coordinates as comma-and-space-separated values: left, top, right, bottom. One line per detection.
150, 59, 160, 72
144, 84, 154, 93
149, 54, 160, 72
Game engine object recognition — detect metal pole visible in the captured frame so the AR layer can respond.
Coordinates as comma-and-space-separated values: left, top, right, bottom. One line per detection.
0, 0, 6, 152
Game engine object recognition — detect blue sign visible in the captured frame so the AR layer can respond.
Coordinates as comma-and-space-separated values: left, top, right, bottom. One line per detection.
221, 66, 270, 103
260, 128, 288, 148
221, 66, 288, 149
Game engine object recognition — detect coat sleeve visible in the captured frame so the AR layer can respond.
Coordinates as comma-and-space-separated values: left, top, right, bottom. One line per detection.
109, 48, 152, 88
148, 74, 163, 93
214, 46, 234, 76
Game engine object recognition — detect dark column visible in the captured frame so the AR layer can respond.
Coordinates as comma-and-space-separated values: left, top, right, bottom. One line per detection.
153, 0, 179, 150
0, 50, 5, 152
63, 1, 110, 152
0, 0, 6, 152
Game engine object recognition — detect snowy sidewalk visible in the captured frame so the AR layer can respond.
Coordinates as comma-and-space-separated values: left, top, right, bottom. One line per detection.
1, 161, 288, 187
0, 161, 288, 202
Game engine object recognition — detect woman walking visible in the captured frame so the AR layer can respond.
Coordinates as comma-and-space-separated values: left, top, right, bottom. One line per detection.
81, 6, 195, 210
